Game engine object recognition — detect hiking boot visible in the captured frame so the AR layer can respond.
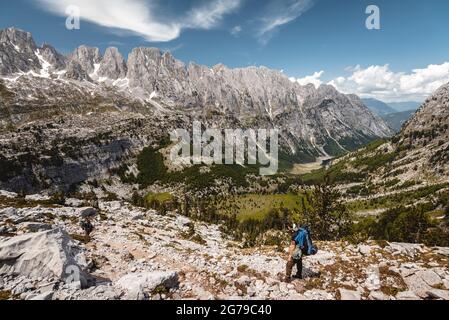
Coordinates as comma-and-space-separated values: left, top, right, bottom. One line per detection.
293, 274, 303, 280
284, 277, 292, 283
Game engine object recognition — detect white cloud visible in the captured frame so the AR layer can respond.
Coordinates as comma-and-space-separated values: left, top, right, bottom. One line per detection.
328, 63, 449, 102
289, 62, 449, 102
231, 25, 242, 37
33, 0, 241, 42
257, 0, 315, 44
290, 71, 324, 88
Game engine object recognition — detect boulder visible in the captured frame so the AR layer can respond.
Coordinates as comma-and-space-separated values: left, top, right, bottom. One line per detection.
303, 289, 334, 300
78, 207, 97, 218
116, 271, 179, 300
236, 275, 251, 286
396, 291, 420, 300
99, 201, 122, 212
0, 207, 17, 218
416, 270, 443, 287
387, 243, 424, 257
0, 229, 89, 286
358, 245, 372, 256
65, 198, 84, 207
0, 190, 18, 198
338, 288, 362, 300
30, 291, 54, 300
130, 212, 144, 221
368, 291, 389, 300
403, 274, 432, 298
175, 216, 191, 228
25, 194, 51, 202
426, 289, 449, 300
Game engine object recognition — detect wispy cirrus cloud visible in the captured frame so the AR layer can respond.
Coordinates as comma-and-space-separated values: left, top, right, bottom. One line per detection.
32, 0, 242, 42
185, 0, 241, 29
256, 0, 316, 44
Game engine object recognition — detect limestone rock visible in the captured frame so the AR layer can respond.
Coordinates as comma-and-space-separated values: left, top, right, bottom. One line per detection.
338, 288, 361, 300
0, 190, 18, 198
64, 60, 92, 82
358, 244, 372, 256
25, 194, 51, 201
68, 45, 101, 75
98, 47, 127, 80
0, 228, 89, 285
426, 289, 449, 300
368, 291, 389, 300
403, 274, 432, 298
0, 27, 40, 75
30, 291, 54, 301
396, 291, 420, 300
116, 271, 179, 300
416, 270, 443, 287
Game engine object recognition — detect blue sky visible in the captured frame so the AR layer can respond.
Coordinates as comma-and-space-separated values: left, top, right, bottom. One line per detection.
1, 0, 449, 102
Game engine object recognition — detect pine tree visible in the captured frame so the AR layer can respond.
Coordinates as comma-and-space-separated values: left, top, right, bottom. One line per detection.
304, 176, 351, 240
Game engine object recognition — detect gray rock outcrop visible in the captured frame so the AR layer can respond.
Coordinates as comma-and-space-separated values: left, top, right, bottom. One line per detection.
98, 47, 127, 80
0, 228, 89, 285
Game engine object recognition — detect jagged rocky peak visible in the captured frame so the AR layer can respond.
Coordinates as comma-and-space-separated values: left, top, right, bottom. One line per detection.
39, 44, 67, 71
69, 45, 102, 75
0, 27, 41, 75
126, 47, 162, 87
0, 27, 37, 53
126, 47, 188, 93
98, 47, 127, 80
64, 60, 92, 82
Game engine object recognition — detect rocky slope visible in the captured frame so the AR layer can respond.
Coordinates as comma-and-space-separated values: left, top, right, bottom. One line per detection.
318, 81, 449, 190
0, 192, 448, 301
0, 27, 391, 167
398, 82, 449, 177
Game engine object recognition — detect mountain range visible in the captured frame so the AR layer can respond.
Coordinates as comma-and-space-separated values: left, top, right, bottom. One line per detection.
362, 98, 422, 132
0, 28, 391, 160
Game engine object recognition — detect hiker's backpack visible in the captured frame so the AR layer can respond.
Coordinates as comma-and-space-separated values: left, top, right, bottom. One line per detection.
295, 227, 318, 256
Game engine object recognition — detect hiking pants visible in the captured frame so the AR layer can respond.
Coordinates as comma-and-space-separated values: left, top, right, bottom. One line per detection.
286, 258, 303, 278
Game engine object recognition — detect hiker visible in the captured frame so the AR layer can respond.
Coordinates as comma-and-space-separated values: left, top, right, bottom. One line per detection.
285, 225, 318, 282
80, 217, 94, 237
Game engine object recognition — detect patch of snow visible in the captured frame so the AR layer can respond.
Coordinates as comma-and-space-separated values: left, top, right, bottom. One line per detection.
35, 50, 52, 78
89, 63, 101, 79
12, 43, 21, 52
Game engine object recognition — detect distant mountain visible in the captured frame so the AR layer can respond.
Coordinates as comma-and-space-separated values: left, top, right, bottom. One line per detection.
381, 110, 416, 132
362, 98, 397, 116
326, 82, 449, 184
0, 27, 393, 191
388, 101, 421, 112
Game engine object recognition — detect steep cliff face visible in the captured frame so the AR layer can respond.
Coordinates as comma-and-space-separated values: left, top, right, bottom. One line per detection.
397, 82, 449, 177
0, 28, 40, 75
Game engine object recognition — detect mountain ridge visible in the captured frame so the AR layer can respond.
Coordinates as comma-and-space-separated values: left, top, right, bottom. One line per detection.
0, 27, 394, 192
